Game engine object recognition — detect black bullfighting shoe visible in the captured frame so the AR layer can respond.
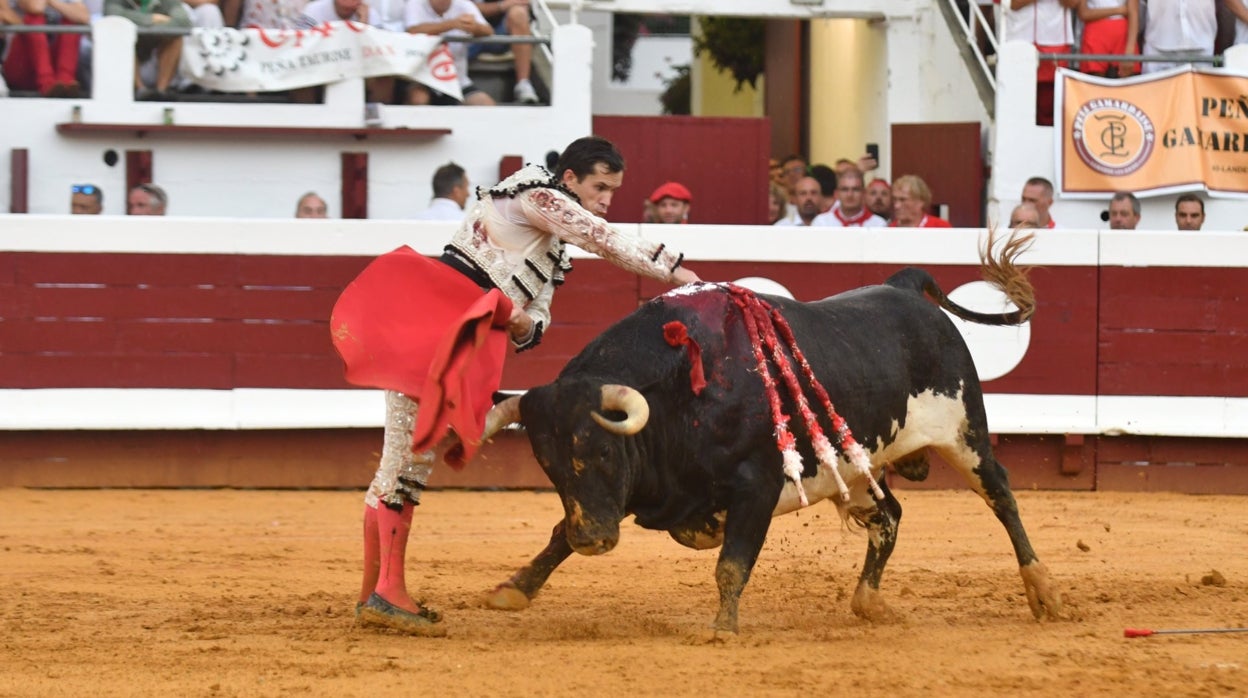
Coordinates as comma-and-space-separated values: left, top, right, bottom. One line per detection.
358, 593, 447, 637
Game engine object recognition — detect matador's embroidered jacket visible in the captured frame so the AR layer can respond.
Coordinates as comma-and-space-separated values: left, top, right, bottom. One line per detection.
444, 164, 687, 350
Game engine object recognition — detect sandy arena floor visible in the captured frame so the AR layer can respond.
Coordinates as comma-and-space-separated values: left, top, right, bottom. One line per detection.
2, 487, 1245, 697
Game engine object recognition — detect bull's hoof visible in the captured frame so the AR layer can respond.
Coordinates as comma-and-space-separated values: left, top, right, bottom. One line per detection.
850, 584, 896, 622
357, 593, 448, 637
485, 584, 531, 611
1020, 561, 1063, 620
694, 626, 739, 644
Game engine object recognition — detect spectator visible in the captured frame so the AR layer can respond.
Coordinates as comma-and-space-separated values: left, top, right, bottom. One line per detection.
298, 0, 363, 26
773, 176, 822, 227
352, 0, 407, 102
2, 0, 89, 98
295, 0, 396, 101
70, 183, 103, 214
834, 154, 879, 176
233, 0, 307, 28
105, 0, 191, 99
1076, 0, 1139, 77
814, 168, 887, 228
1175, 193, 1205, 230
647, 181, 692, 224
1107, 191, 1140, 229
365, 0, 404, 30
414, 162, 469, 220
890, 175, 952, 228
1229, 0, 1248, 51
1142, 0, 1215, 74
865, 178, 892, 221
1021, 176, 1058, 228
182, 0, 223, 29
127, 183, 168, 215
778, 154, 806, 214
766, 182, 787, 225
1009, 202, 1041, 228
808, 164, 838, 213
405, 0, 494, 106
470, 0, 539, 104
295, 191, 329, 218
1004, 0, 1074, 126
768, 157, 784, 188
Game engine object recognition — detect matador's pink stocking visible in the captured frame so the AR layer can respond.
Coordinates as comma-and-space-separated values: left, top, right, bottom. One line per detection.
373, 502, 421, 612
358, 504, 380, 606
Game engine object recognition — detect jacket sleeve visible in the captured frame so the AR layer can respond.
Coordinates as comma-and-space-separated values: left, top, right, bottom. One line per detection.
514, 188, 685, 283
512, 279, 553, 352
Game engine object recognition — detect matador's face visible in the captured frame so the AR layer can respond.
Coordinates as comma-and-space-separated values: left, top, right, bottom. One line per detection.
563, 164, 623, 217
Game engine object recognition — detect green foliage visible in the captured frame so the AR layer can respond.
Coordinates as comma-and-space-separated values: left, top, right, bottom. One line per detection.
659, 64, 691, 115
612, 14, 644, 82
692, 17, 765, 92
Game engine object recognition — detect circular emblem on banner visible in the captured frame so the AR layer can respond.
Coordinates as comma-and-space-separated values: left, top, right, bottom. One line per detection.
1071, 98, 1156, 176
430, 46, 457, 81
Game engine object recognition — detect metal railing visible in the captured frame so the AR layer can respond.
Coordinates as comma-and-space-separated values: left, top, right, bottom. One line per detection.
936, 0, 999, 117
1038, 52, 1222, 67
2, 22, 552, 45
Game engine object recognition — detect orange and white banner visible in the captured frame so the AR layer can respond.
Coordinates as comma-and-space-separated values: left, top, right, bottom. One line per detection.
1056, 67, 1248, 199
182, 21, 462, 101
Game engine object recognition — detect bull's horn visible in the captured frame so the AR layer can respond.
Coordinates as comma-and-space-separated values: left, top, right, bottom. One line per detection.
481, 395, 522, 442
591, 384, 650, 435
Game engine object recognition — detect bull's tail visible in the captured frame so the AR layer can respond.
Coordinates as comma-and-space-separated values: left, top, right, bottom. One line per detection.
886, 228, 1036, 326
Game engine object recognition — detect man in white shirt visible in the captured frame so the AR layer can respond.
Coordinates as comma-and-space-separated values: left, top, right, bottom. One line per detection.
1020, 176, 1058, 228
773, 177, 822, 227
405, 0, 494, 105
1004, 0, 1076, 125
415, 162, 470, 220
1142, 0, 1216, 74
813, 168, 887, 228
298, 0, 364, 25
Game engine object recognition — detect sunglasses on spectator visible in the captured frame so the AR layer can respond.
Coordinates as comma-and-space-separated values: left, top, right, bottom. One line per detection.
72, 184, 99, 195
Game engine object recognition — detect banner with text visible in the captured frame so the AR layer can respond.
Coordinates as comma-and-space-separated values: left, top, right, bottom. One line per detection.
181, 21, 462, 100
1057, 67, 1248, 199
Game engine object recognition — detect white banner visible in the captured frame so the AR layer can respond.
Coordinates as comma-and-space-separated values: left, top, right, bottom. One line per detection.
181, 21, 462, 101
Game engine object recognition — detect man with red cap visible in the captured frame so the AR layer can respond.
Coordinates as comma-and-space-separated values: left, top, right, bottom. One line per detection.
648, 181, 692, 224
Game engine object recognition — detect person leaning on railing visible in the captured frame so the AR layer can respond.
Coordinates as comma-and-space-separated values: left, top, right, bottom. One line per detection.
2, 0, 90, 97
104, 0, 191, 98
1075, 0, 1139, 77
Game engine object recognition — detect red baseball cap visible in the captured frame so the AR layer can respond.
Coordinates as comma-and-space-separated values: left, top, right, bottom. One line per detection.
648, 181, 692, 204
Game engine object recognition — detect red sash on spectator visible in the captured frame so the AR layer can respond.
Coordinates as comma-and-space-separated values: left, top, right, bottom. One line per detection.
833, 207, 876, 226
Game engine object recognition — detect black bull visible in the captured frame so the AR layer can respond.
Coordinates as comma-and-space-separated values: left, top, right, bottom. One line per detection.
475, 236, 1062, 634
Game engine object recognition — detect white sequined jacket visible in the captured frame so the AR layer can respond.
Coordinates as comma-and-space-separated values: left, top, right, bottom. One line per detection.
445, 165, 686, 351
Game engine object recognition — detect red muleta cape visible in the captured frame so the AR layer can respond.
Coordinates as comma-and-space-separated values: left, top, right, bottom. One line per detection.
329, 246, 513, 467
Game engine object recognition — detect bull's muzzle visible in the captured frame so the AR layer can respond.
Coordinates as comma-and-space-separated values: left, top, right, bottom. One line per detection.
565, 500, 620, 556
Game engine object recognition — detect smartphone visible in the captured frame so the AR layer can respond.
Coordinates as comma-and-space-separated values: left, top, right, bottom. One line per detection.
865, 143, 880, 163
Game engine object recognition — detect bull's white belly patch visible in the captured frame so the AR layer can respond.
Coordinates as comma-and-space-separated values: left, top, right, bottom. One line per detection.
772, 387, 971, 517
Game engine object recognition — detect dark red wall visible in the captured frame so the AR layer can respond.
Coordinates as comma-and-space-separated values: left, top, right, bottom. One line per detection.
593, 115, 771, 225
1, 250, 1237, 399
